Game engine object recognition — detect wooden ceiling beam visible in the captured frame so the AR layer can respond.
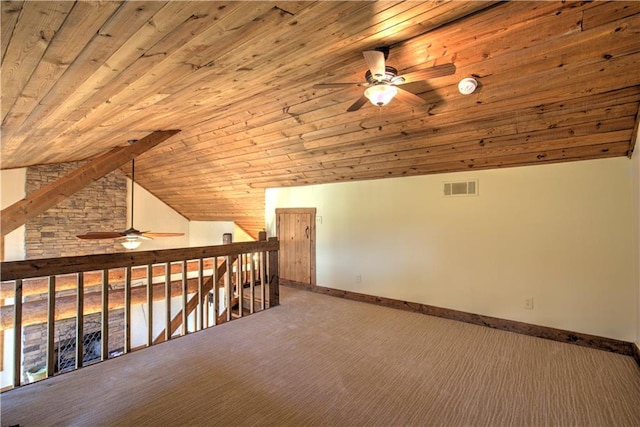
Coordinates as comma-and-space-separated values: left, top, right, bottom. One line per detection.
0, 129, 180, 237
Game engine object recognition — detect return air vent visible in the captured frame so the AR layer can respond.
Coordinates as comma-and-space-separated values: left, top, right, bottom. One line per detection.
443, 180, 478, 197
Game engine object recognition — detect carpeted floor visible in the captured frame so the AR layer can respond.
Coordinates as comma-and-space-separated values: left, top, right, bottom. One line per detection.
2, 285, 640, 426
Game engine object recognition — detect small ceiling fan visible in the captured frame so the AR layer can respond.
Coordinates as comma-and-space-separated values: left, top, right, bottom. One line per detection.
313, 47, 456, 112
77, 158, 184, 250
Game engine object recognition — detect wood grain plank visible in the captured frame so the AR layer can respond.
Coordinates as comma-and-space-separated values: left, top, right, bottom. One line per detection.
3, 1, 167, 158
1, 1, 122, 145
1, 1, 73, 121
1, 1, 23, 61
50, 1, 220, 129
582, 1, 640, 30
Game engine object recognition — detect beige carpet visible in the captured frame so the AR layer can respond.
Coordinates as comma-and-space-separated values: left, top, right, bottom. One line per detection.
2, 286, 640, 426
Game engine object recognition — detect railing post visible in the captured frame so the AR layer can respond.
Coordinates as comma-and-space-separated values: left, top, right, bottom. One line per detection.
225, 256, 232, 322
237, 254, 243, 318
124, 266, 132, 353
249, 253, 255, 314
46, 276, 56, 378
146, 264, 153, 347
101, 269, 109, 361
75, 273, 84, 369
165, 262, 171, 342
268, 237, 279, 307
260, 252, 266, 311
13, 279, 22, 387
212, 257, 219, 326
259, 231, 267, 311
198, 258, 204, 331
181, 260, 188, 335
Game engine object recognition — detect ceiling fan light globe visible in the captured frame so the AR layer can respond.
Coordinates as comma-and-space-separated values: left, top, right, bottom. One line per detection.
364, 84, 398, 107
121, 238, 142, 250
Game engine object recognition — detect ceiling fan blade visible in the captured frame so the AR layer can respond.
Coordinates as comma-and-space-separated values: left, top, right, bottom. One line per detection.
347, 95, 369, 112
398, 63, 456, 84
77, 231, 126, 240
363, 50, 386, 81
142, 232, 185, 238
313, 82, 367, 89
395, 87, 427, 107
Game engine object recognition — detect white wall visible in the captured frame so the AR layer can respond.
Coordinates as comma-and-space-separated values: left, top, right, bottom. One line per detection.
266, 157, 636, 342
128, 180, 190, 250
632, 141, 640, 348
189, 221, 234, 247
0, 168, 26, 261
129, 181, 240, 250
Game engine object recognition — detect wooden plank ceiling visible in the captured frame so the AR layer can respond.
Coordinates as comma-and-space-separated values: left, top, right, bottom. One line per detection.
2, 1, 639, 239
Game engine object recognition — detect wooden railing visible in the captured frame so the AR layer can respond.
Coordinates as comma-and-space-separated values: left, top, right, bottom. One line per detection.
0, 239, 279, 389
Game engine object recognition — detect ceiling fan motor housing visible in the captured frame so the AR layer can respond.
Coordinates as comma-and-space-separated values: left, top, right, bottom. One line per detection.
365, 66, 404, 84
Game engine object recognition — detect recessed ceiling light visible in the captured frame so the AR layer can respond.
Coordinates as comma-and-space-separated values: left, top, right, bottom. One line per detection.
458, 77, 478, 95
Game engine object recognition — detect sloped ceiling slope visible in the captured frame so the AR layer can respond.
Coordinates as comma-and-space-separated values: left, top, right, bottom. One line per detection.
2, 1, 639, 238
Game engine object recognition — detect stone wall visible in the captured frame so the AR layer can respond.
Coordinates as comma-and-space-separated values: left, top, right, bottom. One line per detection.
25, 162, 127, 258
21, 162, 128, 382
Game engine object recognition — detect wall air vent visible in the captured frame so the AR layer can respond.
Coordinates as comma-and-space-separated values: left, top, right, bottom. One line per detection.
443, 180, 478, 197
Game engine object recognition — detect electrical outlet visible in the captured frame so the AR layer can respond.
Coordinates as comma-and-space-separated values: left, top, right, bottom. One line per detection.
523, 297, 534, 310
356, 274, 362, 283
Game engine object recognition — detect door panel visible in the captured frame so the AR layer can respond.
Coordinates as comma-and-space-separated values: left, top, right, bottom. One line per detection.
276, 208, 316, 286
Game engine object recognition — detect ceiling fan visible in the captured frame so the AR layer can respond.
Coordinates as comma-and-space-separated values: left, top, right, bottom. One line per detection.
313, 47, 456, 112
77, 158, 184, 250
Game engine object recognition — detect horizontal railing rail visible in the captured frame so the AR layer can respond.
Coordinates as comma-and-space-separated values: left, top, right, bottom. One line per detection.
0, 239, 279, 389
1, 240, 278, 281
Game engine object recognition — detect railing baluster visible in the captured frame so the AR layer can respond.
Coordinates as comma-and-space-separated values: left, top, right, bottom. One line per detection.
268, 238, 279, 307
249, 253, 255, 314
260, 251, 266, 311
13, 279, 22, 387
265, 251, 270, 307
225, 256, 232, 322
124, 266, 132, 353
146, 264, 153, 347
181, 260, 187, 336
198, 258, 204, 331
243, 253, 248, 284
165, 262, 171, 341
258, 232, 267, 312
212, 257, 219, 326
76, 273, 84, 369
246, 255, 249, 306
101, 269, 109, 361
237, 254, 243, 318
46, 276, 56, 378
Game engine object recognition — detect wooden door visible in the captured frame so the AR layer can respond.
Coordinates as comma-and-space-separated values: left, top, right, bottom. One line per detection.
276, 208, 316, 287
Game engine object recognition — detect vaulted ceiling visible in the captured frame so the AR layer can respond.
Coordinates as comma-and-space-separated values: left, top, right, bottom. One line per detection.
2, 1, 639, 238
